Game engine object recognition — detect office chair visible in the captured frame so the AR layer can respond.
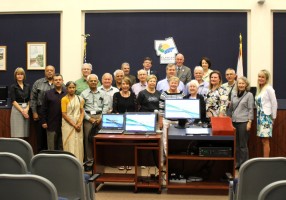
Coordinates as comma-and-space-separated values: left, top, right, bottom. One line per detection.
258, 180, 286, 200
229, 157, 286, 200
0, 138, 34, 171
0, 174, 58, 200
39, 150, 99, 200
31, 153, 98, 200
0, 152, 28, 174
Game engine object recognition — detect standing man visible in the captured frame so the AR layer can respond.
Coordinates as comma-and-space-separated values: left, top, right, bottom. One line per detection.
98, 73, 119, 113
113, 69, 124, 90
222, 68, 237, 116
222, 68, 237, 101
41, 73, 66, 150
75, 63, 101, 95
80, 74, 109, 169
30, 65, 55, 152
142, 57, 159, 79
132, 69, 147, 96
175, 53, 192, 85
156, 63, 185, 93
121, 62, 136, 85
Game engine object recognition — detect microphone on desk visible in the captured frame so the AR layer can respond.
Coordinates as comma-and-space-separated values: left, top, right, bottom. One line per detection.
154, 109, 162, 133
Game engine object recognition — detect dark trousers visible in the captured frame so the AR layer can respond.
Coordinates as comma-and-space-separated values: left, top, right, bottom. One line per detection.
35, 106, 47, 153
233, 122, 249, 168
35, 120, 48, 153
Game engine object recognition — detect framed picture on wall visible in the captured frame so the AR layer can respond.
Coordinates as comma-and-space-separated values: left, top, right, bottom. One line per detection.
0, 46, 7, 71
27, 42, 47, 70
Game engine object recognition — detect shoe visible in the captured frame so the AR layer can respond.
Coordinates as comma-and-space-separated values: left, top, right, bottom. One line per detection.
126, 166, 132, 170
118, 166, 125, 170
84, 165, 93, 172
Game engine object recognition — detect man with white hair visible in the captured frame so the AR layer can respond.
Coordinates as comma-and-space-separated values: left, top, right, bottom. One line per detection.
112, 69, 124, 90
80, 74, 109, 170
131, 69, 147, 96
121, 62, 136, 85
75, 63, 101, 95
98, 73, 119, 113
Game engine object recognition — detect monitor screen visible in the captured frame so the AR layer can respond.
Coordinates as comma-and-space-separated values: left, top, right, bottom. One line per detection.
0, 86, 8, 101
164, 99, 200, 119
125, 112, 156, 133
101, 114, 124, 129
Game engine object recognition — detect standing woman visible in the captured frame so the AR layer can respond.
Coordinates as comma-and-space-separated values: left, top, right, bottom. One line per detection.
137, 75, 161, 112
61, 81, 85, 162
206, 70, 228, 118
112, 77, 138, 113
159, 76, 185, 162
10, 67, 31, 138
255, 70, 277, 157
200, 57, 213, 83
229, 77, 254, 168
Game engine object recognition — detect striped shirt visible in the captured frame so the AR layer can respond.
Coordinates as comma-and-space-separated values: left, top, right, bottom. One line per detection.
159, 91, 185, 116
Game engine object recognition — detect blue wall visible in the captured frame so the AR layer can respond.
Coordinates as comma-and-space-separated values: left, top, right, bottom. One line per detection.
0, 14, 60, 87
85, 12, 247, 83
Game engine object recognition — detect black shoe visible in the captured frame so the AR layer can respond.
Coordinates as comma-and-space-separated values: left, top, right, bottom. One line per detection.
84, 165, 93, 172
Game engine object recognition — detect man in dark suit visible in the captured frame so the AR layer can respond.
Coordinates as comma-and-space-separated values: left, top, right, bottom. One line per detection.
121, 62, 136, 85
175, 53, 192, 85
143, 57, 159, 80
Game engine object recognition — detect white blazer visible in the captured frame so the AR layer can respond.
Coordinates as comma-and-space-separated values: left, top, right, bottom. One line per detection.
260, 85, 278, 119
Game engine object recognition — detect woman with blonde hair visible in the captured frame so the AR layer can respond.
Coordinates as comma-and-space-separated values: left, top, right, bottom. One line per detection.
137, 75, 160, 112
159, 76, 185, 164
255, 69, 277, 157
10, 67, 31, 138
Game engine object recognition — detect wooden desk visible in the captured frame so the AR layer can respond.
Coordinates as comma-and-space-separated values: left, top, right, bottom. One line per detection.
166, 125, 235, 192
93, 134, 162, 193
0, 109, 37, 153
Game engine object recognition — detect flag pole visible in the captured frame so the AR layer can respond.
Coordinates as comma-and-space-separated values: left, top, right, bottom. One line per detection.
236, 33, 244, 78
82, 34, 90, 64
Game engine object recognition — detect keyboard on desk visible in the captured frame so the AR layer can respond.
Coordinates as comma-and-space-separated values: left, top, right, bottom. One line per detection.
98, 129, 124, 134
186, 128, 210, 135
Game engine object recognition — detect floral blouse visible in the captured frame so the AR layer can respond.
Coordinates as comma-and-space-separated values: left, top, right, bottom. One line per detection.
206, 86, 228, 117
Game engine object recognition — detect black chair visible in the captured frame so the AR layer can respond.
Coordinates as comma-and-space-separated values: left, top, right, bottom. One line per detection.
0, 174, 58, 200
229, 157, 286, 200
0, 138, 33, 172
258, 180, 286, 200
31, 152, 99, 200
0, 152, 28, 174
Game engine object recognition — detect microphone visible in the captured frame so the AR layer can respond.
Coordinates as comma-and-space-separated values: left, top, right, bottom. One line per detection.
154, 109, 161, 133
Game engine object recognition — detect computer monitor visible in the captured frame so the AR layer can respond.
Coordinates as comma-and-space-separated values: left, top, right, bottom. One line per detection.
124, 112, 156, 134
0, 86, 8, 107
164, 99, 201, 129
164, 99, 200, 119
101, 114, 125, 129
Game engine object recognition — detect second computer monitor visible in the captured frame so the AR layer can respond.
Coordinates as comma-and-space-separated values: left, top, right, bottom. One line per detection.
164, 99, 200, 120
124, 112, 156, 133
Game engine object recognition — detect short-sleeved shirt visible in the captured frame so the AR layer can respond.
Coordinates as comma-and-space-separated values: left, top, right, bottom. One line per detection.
75, 77, 101, 95
10, 82, 30, 103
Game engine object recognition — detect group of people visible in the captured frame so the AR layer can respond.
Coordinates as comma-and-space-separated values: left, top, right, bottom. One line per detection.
9, 54, 277, 170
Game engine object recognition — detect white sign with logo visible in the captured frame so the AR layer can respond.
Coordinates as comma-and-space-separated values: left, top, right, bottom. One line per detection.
154, 37, 178, 64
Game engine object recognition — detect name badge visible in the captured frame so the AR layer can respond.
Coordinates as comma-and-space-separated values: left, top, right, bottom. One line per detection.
21, 103, 27, 108
90, 110, 96, 115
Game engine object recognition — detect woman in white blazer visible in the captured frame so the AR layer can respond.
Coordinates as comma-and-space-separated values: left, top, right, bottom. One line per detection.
255, 69, 278, 157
